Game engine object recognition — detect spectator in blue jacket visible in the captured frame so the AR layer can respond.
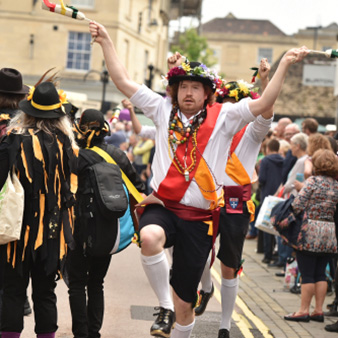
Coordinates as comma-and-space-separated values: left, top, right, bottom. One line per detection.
259, 138, 284, 263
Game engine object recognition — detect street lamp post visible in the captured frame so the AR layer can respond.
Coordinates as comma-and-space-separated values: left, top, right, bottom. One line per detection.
100, 69, 109, 109
84, 62, 110, 113
137, 0, 158, 34
145, 64, 154, 90
306, 25, 322, 51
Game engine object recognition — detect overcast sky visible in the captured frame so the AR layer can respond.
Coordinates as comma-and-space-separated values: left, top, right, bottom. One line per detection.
200, 0, 338, 35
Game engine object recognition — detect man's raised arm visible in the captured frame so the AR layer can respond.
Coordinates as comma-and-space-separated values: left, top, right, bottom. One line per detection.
89, 22, 141, 98
249, 46, 309, 117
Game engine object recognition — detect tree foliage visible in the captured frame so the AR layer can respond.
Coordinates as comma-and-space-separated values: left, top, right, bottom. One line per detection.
171, 28, 217, 67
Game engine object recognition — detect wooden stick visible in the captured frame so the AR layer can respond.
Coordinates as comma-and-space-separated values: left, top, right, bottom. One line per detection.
308, 49, 329, 56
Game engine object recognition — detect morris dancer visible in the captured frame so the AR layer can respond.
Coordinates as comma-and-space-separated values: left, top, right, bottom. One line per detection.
89, 21, 308, 338
0, 75, 78, 338
195, 60, 273, 338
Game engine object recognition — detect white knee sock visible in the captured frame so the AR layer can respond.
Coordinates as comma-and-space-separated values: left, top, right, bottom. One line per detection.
171, 320, 195, 338
200, 256, 213, 292
220, 277, 239, 330
141, 251, 174, 311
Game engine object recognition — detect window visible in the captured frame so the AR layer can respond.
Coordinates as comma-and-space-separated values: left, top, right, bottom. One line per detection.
70, 0, 95, 9
257, 48, 273, 63
66, 32, 91, 71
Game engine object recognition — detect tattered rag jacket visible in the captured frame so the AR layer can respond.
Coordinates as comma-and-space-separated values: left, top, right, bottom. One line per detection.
0, 129, 78, 276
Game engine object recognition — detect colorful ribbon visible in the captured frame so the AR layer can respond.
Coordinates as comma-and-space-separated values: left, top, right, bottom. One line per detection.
42, 0, 56, 11
42, 0, 88, 21
250, 67, 260, 83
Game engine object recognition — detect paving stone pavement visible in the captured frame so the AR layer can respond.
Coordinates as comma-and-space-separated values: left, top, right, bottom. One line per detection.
234, 237, 338, 338
19, 237, 338, 337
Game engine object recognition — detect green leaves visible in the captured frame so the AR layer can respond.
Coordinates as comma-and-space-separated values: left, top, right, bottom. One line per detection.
171, 28, 217, 67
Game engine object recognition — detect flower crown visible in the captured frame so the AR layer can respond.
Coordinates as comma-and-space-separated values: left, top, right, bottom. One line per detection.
165, 59, 222, 91
216, 80, 260, 101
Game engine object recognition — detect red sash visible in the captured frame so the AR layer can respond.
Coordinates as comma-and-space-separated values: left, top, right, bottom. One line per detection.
156, 103, 222, 202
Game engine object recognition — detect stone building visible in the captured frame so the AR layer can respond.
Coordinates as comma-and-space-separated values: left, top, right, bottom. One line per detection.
202, 13, 338, 122
0, 0, 171, 110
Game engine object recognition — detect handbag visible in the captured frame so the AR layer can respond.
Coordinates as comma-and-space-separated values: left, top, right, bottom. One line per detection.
270, 195, 303, 248
284, 257, 298, 291
255, 195, 284, 236
0, 170, 24, 244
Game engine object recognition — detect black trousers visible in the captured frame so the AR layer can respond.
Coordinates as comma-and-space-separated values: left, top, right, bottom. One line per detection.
1, 258, 57, 334
67, 244, 112, 338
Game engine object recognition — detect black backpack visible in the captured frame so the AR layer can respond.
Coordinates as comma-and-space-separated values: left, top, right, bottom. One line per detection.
77, 148, 128, 256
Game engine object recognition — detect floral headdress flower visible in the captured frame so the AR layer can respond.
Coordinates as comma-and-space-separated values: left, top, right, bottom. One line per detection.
58, 89, 68, 104
165, 58, 221, 92
216, 80, 260, 101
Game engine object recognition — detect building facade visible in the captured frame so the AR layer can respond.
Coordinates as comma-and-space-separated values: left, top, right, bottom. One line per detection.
201, 13, 298, 81
0, 0, 171, 110
202, 13, 338, 121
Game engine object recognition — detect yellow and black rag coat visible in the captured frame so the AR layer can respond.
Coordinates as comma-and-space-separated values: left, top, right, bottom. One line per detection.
0, 128, 78, 276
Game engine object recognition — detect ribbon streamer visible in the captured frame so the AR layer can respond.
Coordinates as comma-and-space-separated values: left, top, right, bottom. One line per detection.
42, 0, 96, 43
250, 67, 260, 83
59, 0, 66, 15
42, 0, 88, 21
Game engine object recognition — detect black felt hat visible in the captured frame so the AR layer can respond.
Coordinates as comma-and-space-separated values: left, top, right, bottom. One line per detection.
19, 82, 72, 119
0, 68, 30, 95
79, 109, 105, 131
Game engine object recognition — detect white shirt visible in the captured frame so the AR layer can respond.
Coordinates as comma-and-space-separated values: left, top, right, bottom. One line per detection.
223, 114, 273, 186
130, 84, 256, 209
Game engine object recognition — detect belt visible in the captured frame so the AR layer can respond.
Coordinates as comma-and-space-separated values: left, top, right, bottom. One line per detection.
140, 191, 220, 267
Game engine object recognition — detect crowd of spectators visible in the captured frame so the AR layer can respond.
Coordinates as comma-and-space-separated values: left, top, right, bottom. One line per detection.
248, 117, 338, 332
103, 101, 155, 195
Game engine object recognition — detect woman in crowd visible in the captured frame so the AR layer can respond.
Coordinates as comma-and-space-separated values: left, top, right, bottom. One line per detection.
278, 139, 291, 158
293, 133, 332, 192
284, 149, 338, 322
281, 132, 308, 198
0, 76, 78, 338
303, 133, 332, 179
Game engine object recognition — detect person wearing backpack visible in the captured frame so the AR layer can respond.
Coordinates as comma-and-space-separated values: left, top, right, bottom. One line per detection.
0, 76, 78, 338
67, 109, 145, 338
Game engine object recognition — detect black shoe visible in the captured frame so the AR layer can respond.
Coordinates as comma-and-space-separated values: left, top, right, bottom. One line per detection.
324, 308, 338, 317
275, 272, 285, 277
284, 313, 310, 322
325, 321, 338, 332
290, 284, 301, 294
261, 258, 271, 264
24, 297, 32, 316
268, 261, 284, 268
195, 284, 214, 316
150, 307, 175, 338
218, 329, 230, 338
310, 313, 324, 322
